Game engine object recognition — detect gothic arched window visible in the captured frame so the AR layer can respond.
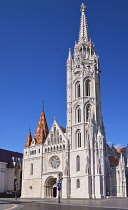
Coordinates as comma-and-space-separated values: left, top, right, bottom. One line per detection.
76, 130, 81, 148
86, 80, 91, 96
83, 46, 86, 55
76, 106, 81, 123
78, 132, 81, 148
57, 130, 59, 144
51, 132, 53, 145
76, 179, 80, 188
76, 155, 80, 172
86, 104, 91, 121
54, 125, 56, 144
47, 138, 50, 146
75, 82, 80, 98
60, 135, 62, 143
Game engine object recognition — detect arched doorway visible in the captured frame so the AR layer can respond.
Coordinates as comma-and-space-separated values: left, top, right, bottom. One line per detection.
44, 176, 57, 198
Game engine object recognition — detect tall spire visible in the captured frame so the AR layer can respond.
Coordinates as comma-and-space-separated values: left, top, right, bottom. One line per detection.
78, 3, 89, 43
34, 110, 49, 145
24, 129, 32, 147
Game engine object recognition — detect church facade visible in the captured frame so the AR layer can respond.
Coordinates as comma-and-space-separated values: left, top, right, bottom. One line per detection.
21, 4, 128, 199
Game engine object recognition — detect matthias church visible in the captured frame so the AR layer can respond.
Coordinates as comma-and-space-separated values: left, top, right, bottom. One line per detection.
21, 4, 128, 199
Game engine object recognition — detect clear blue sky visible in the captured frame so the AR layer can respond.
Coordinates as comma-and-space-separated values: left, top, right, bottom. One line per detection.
0, 0, 128, 153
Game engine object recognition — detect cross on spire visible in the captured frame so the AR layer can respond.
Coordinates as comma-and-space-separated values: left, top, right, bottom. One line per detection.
42, 100, 44, 111
80, 3, 86, 13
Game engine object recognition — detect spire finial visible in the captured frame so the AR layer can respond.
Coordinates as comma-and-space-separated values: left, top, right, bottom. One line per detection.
78, 3, 88, 43
80, 3, 86, 13
42, 100, 44, 111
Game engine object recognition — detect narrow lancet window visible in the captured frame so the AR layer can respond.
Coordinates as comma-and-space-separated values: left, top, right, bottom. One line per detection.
86, 104, 91, 121
86, 80, 91, 96
76, 179, 80, 188
76, 155, 80, 172
75, 82, 81, 98
76, 130, 81, 148
78, 132, 81, 147
54, 125, 56, 144
57, 130, 59, 144
51, 133, 53, 145
78, 107, 81, 123
30, 163, 33, 175
76, 106, 81, 123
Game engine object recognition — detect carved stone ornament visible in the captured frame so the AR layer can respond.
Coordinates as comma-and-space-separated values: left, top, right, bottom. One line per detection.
73, 68, 81, 76
84, 65, 94, 76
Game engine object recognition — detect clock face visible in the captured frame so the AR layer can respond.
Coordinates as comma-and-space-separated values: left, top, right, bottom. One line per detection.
50, 156, 60, 169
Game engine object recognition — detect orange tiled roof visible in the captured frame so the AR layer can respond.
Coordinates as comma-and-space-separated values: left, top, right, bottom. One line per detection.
24, 130, 32, 148
34, 110, 49, 145
24, 110, 49, 148
108, 155, 119, 167
115, 147, 125, 153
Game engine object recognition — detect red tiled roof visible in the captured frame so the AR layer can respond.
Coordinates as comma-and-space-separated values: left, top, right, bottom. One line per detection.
24, 130, 32, 148
34, 110, 49, 145
24, 111, 49, 147
108, 155, 119, 167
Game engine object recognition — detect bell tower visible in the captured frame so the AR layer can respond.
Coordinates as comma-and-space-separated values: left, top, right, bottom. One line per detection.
66, 3, 106, 198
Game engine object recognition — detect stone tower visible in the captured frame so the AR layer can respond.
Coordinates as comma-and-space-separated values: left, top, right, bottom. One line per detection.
66, 3, 106, 198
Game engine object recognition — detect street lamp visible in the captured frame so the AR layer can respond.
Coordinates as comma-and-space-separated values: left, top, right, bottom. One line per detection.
12, 156, 22, 200
57, 172, 63, 203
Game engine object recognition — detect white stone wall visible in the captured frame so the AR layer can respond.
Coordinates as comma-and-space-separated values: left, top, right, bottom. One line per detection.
21, 145, 43, 198
0, 162, 19, 193
5, 168, 14, 192
70, 149, 91, 198
0, 162, 7, 192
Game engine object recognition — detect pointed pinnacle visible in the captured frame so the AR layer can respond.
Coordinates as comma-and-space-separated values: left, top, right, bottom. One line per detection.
68, 48, 72, 60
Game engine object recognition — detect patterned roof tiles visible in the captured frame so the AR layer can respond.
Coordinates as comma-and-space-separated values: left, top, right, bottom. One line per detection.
108, 155, 119, 167
24, 130, 32, 148
34, 110, 49, 145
